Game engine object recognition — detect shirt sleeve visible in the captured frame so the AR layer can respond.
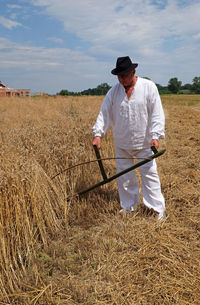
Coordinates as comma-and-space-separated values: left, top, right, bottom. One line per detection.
149, 82, 165, 140
92, 89, 113, 137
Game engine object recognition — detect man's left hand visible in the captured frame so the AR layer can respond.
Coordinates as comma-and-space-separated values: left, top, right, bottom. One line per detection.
151, 139, 159, 149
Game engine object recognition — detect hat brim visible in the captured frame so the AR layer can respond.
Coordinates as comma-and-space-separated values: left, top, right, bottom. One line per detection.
111, 63, 138, 75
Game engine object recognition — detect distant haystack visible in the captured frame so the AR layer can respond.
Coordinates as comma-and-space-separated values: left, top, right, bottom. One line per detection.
0, 81, 31, 97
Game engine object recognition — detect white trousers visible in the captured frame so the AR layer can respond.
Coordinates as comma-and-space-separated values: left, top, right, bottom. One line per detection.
115, 146, 165, 214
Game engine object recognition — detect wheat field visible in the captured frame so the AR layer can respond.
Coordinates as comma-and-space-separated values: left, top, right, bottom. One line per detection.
0, 94, 200, 305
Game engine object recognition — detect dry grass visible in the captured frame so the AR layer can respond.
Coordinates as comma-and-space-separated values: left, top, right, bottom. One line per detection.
0, 94, 200, 304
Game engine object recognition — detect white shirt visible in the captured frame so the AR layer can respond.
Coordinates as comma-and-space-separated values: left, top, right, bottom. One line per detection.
93, 77, 165, 150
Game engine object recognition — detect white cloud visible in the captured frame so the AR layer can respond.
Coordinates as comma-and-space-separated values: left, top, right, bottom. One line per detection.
48, 37, 64, 43
0, 38, 107, 93
1, 0, 200, 92
0, 16, 22, 29
25, 0, 200, 69
29, 0, 200, 45
7, 4, 22, 9
10, 13, 18, 20
25, 0, 200, 83
193, 33, 200, 40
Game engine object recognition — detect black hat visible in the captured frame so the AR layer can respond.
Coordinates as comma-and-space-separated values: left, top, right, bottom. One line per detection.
111, 56, 138, 75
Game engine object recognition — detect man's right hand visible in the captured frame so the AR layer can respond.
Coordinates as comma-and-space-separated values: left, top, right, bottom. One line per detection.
92, 136, 101, 149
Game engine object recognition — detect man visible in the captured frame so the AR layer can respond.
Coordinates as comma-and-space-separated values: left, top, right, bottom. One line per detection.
92, 56, 165, 220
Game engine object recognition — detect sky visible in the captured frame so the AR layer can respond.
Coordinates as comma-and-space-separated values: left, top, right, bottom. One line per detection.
1, 0, 200, 94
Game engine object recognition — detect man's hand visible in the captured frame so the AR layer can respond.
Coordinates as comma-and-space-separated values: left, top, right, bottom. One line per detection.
150, 139, 159, 149
92, 136, 101, 149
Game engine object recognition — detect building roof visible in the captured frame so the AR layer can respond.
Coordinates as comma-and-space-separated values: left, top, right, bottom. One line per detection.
0, 81, 9, 89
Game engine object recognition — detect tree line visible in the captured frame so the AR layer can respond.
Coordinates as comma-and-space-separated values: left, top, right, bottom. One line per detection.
58, 83, 111, 96
58, 77, 200, 96
158, 76, 200, 94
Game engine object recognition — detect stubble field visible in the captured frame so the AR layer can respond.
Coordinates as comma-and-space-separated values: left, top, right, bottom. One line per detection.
0, 94, 200, 304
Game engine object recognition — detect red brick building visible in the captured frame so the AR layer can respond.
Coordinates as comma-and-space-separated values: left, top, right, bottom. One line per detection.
0, 81, 31, 97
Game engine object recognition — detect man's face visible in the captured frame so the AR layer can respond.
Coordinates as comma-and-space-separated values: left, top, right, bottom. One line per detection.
118, 69, 135, 87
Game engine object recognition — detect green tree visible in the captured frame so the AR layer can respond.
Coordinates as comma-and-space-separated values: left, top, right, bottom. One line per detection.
181, 83, 192, 91
96, 83, 111, 95
156, 84, 171, 95
168, 77, 182, 94
81, 83, 111, 95
58, 83, 111, 96
59, 89, 70, 96
192, 77, 200, 94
